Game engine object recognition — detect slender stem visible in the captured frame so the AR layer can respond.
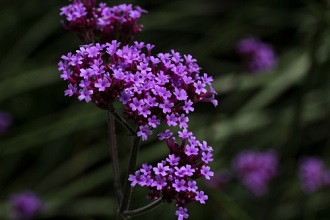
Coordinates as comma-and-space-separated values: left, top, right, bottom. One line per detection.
107, 111, 122, 207
122, 198, 164, 218
119, 134, 141, 213
112, 111, 136, 136
108, 104, 136, 136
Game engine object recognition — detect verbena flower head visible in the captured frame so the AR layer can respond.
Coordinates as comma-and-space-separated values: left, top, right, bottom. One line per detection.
58, 41, 217, 140
129, 131, 214, 219
236, 37, 277, 73
298, 156, 330, 194
9, 191, 44, 220
232, 149, 278, 196
0, 110, 12, 134
60, 0, 147, 43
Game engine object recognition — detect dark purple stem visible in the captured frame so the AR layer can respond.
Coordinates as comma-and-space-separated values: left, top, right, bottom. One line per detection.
107, 111, 122, 208
122, 197, 164, 218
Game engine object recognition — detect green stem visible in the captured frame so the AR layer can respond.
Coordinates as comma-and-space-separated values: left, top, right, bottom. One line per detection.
122, 198, 164, 218
119, 134, 141, 213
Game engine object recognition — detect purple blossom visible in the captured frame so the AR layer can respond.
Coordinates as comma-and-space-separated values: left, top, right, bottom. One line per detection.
185, 145, 198, 156
137, 125, 152, 141
173, 179, 187, 192
236, 37, 277, 73
59, 41, 217, 140
158, 130, 173, 140
195, 191, 208, 204
60, 2, 147, 44
201, 165, 214, 180
166, 154, 180, 166
187, 181, 198, 192
153, 162, 170, 176
176, 207, 189, 220
128, 171, 145, 187
94, 77, 110, 91
128, 131, 215, 218
299, 157, 330, 194
9, 191, 43, 220
152, 175, 167, 190
0, 111, 12, 134
232, 149, 278, 196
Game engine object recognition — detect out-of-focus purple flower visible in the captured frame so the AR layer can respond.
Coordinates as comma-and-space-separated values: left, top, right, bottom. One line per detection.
299, 157, 330, 194
232, 149, 278, 196
0, 111, 12, 134
236, 37, 277, 73
9, 191, 44, 220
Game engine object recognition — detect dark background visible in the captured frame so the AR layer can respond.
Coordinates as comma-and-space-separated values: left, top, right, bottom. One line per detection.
1, 0, 330, 219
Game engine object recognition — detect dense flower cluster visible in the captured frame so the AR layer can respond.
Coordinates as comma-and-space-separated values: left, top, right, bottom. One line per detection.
0, 110, 12, 134
129, 130, 214, 220
299, 157, 330, 194
9, 191, 43, 220
60, 0, 147, 43
58, 41, 217, 140
236, 37, 277, 73
232, 149, 278, 196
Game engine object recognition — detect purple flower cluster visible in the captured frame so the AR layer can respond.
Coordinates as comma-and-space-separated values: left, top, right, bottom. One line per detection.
58, 41, 217, 141
60, 0, 147, 43
129, 130, 214, 219
236, 37, 277, 73
0, 110, 12, 134
298, 157, 330, 194
9, 191, 43, 220
232, 149, 278, 196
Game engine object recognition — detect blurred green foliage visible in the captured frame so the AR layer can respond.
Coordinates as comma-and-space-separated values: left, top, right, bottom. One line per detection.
1, 0, 330, 219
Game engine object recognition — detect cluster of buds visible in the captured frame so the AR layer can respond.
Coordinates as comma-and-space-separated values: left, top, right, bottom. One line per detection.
60, 0, 147, 43
129, 130, 214, 219
58, 41, 217, 141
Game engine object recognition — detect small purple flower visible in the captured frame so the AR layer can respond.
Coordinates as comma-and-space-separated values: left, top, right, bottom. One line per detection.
151, 175, 167, 190
166, 154, 180, 166
137, 125, 152, 141
187, 181, 198, 192
173, 179, 187, 192
299, 156, 330, 194
128, 171, 145, 187
236, 37, 277, 73
0, 111, 12, 134
153, 162, 170, 176
158, 130, 173, 140
9, 191, 43, 220
201, 165, 214, 180
232, 149, 278, 196
195, 191, 208, 204
176, 207, 189, 220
